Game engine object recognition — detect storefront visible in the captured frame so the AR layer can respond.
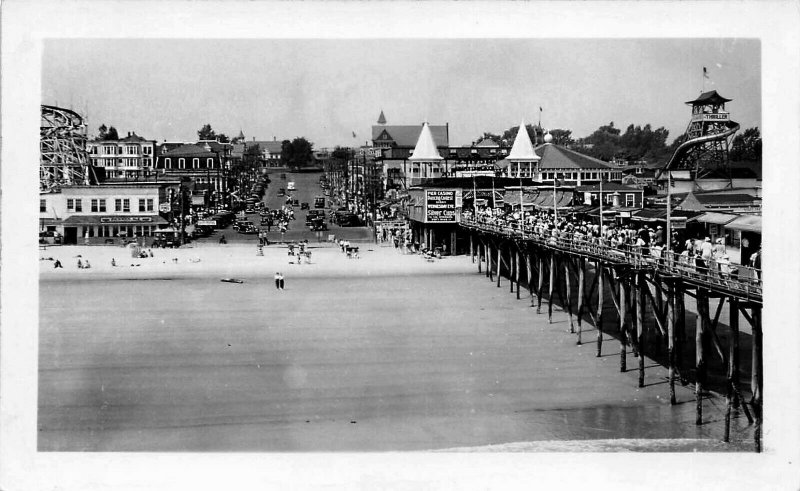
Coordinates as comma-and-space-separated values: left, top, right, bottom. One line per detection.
60, 215, 168, 245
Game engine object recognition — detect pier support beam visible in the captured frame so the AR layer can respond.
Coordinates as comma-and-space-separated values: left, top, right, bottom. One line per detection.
565, 257, 574, 333
516, 250, 521, 300
526, 253, 535, 307
752, 306, 763, 452
537, 256, 544, 314
696, 288, 708, 426
637, 271, 646, 388
596, 261, 604, 357
548, 253, 555, 323
667, 279, 676, 405
619, 272, 627, 373
496, 246, 502, 288
576, 258, 584, 345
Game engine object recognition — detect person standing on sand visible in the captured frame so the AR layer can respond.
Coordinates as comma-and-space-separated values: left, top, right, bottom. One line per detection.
279, 272, 285, 290
274, 272, 281, 290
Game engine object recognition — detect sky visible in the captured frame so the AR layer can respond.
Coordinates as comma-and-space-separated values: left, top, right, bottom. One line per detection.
42, 38, 760, 149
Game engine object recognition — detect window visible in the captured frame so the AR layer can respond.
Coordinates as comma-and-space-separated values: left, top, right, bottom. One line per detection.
123, 199, 130, 212
40, 199, 46, 212
146, 198, 154, 212
626, 194, 635, 207
75, 199, 82, 212
139, 199, 146, 212
91, 199, 98, 212
165, 158, 172, 169
115, 199, 122, 211
103, 145, 115, 154
179, 158, 185, 169
193, 158, 199, 169
207, 158, 213, 168
67, 199, 75, 212
144, 146, 151, 155
99, 199, 106, 212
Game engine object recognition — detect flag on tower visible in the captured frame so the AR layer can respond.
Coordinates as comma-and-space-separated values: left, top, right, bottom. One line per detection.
352, 131, 357, 138
703, 67, 709, 79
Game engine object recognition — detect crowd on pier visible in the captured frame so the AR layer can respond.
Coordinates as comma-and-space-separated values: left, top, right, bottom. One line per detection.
462, 207, 762, 282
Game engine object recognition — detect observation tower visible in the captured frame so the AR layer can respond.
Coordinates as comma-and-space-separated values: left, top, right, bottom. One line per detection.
657, 90, 740, 188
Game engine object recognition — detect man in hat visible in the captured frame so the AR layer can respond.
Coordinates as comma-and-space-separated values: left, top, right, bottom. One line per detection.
698, 237, 713, 273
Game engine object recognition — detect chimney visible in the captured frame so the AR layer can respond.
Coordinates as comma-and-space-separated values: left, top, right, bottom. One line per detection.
273, 136, 276, 141
128, 131, 131, 137
252, 137, 255, 142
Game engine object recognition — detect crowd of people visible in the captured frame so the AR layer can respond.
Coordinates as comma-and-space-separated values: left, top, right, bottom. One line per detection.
462, 207, 761, 282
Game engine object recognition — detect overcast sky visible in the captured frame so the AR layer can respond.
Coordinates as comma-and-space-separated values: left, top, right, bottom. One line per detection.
42, 38, 760, 148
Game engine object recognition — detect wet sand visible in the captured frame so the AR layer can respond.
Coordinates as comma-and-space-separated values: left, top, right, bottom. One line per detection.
38, 243, 753, 451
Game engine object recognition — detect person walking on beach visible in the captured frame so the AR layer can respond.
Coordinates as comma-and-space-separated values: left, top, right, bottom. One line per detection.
274, 272, 281, 290
77, 258, 83, 269
279, 272, 285, 290
53, 259, 63, 268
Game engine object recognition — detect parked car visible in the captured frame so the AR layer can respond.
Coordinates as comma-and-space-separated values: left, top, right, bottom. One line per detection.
300, 202, 309, 210
39, 230, 63, 245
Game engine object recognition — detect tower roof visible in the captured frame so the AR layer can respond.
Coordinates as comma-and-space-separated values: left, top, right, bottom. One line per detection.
237, 129, 245, 139
685, 90, 732, 106
507, 120, 539, 161
377, 110, 387, 125
408, 123, 443, 161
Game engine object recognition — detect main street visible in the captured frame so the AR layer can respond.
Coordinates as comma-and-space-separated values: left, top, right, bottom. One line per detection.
201, 170, 373, 245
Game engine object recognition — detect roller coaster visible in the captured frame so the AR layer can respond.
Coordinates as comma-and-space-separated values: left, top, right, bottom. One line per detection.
40, 104, 94, 191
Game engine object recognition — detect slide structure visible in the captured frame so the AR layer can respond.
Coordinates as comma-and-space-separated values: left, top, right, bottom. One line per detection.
655, 120, 740, 180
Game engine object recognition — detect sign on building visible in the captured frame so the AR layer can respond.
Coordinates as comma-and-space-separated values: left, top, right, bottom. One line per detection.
425, 190, 457, 222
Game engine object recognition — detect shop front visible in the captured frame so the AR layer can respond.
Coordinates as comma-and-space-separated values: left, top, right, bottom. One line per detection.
60, 215, 168, 245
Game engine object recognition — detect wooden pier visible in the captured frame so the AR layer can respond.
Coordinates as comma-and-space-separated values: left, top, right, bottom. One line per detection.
463, 217, 763, 451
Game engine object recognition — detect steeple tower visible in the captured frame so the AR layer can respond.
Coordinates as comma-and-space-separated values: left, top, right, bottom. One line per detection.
377, 110, 387, 125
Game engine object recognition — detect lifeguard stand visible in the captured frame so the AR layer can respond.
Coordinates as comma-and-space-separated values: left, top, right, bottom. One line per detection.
677, 91, 738, 183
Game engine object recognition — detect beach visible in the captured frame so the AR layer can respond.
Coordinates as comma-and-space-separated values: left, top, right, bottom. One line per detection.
38, 243, 753, 451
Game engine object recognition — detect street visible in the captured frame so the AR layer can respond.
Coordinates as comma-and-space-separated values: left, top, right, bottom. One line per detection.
204, 170, 373, 245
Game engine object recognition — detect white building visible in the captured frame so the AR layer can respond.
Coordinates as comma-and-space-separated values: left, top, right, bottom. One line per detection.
39, 180, 178, 244
87, 132, 157, 179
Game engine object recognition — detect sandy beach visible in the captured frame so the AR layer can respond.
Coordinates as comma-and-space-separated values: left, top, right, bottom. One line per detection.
38, 243, 754, 451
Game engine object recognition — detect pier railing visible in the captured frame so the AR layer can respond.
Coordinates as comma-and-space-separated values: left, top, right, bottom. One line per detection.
461, 217, 762, 302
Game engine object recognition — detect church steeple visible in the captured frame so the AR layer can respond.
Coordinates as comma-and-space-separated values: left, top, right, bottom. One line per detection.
377, 110, 387, 125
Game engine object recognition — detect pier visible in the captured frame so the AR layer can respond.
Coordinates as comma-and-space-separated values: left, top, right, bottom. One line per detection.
461, 216, 763, 451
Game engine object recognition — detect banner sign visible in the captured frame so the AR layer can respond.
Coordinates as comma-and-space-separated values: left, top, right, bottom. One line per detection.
159, 203, 171, 213
670, 216, 687, 229
197, 220, 217, 226
100, 216, 154, 223
691, 113, 730, 122
425, 190, 457, 222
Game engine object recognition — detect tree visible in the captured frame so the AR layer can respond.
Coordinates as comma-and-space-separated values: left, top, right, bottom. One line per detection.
729, 126, 761, 161
500, 124, 543, 146
475, 132, 501, 144
105, 126, 119, 140
217, 133, 230, 144
280, 137, 314, 168
197, 124, 216, 141
98, 124, 108, 140
548, 129, 574, 146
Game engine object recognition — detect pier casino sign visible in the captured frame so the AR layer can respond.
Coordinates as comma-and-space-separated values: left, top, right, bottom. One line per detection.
425, 189, 460, 223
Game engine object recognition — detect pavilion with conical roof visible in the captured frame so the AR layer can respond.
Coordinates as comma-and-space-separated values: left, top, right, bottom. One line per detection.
407, 122, 444, 183
498, 119, 541, 179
